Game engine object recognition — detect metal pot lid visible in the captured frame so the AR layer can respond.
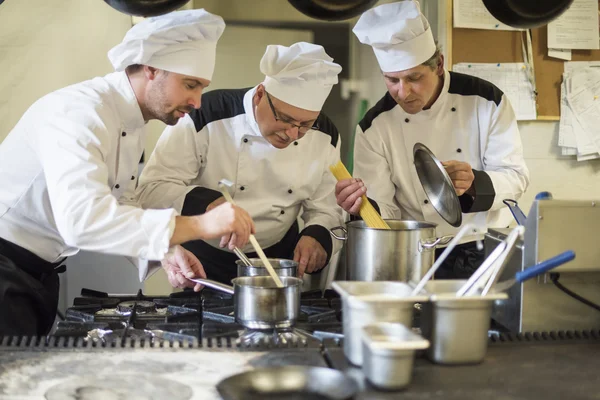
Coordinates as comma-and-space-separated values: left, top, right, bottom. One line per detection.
413, 143, 462, 227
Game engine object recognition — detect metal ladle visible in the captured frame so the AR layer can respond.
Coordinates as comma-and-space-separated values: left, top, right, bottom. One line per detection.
233, 247, 252, 268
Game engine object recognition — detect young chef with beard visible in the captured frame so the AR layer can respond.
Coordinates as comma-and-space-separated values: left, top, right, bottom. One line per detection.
136, 42, 344, 284
0, 9, 255, 336
335, 1, 529, 278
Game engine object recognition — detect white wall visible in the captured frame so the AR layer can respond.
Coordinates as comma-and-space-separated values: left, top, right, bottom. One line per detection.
0, 0, 132, 142
518, 121, 600, 213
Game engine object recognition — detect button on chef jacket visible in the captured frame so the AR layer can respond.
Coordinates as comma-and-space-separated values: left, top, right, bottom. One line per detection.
136, 86, 343, 256
0, 71, 176, 279
354, 70, 530, 240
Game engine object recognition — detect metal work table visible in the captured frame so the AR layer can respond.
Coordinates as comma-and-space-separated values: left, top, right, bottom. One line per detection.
324, 332, 600, 400
1, 332, 599, 399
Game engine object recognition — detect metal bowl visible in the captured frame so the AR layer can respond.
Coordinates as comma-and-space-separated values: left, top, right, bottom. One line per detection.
413, 143, 462, 227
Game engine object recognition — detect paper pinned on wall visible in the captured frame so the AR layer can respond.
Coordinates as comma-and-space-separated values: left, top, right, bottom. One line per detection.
565, 60, 600, 73
558, 63, 600, 161
453, 0, 522, 30
547, 0, 600, 50
566, 70, 600, 155
548, 48, 572, 61
452, 63, 537, 120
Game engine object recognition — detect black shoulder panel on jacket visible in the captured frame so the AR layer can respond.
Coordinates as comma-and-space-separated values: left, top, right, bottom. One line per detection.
448, 71, 503, 106
189, 88, 249, 132
314, 113, 339, 148
358, 92, 398, 132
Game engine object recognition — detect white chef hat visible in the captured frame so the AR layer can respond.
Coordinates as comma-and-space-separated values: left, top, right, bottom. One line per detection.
353, 1, 436, 73
108, 9, 225, 81
260, 42, 342, 112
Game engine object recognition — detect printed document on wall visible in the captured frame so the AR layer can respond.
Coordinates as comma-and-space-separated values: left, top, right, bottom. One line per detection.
566, 69, 600, 156
558, 63, 600, 161
548, 0, 600, 50
452, 63, 537, 120
453, 0, 521, 30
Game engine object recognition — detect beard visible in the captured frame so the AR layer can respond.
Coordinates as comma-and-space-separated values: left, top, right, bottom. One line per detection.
146, 79, 192, 126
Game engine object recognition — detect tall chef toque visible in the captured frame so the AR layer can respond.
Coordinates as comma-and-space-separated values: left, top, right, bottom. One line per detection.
108, 9, 225, 81
260, 42, 342, 112
353, 1, 436, 73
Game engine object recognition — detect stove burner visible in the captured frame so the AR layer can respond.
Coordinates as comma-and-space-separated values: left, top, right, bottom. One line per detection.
237, 328, 318, 347
54, 287, 342, 347
116, 300, 157, 315
85, 328, 155, 343
44, 375, 193, 400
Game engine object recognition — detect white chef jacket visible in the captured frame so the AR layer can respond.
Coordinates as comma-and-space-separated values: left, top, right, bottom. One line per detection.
0, 71, 176, 279
354, 70, 529, 240
136, 86, 343, 255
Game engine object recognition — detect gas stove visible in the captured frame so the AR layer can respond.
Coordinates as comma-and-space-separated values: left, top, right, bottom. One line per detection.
52, 287, 343, 348
2, 288, 599, 400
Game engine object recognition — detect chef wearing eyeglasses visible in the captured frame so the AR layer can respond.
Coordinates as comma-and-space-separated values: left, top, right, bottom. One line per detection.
136, 42, 344, 284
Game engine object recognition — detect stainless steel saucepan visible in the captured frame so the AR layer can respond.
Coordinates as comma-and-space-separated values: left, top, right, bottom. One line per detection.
191, 276, 302, 329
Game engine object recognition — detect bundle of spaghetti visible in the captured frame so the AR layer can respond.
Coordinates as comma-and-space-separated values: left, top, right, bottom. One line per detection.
329, 161, 391, 229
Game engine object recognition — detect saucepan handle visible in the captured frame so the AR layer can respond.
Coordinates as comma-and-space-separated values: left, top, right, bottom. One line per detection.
329, 226, 348, 241
189, 278, 235, 295
419, 235, 453, 251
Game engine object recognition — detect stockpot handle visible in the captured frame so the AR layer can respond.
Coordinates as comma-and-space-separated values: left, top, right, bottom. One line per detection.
329, 226, 348, 241
420, 235, 454, 251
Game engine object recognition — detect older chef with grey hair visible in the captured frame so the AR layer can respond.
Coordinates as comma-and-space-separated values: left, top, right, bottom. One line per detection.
136, 42, 344, 284
0, 9, 255, 336
335, 1, 529, 278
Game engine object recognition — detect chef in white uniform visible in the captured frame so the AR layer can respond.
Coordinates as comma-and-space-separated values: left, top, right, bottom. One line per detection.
0, 10, 255, 336
136, 42, 344, 283
336, 1, 529, 278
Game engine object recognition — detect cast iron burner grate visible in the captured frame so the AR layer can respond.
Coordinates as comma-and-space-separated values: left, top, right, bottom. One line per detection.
43, 287, 342, 347
488, 329, 600, 344
0, 335, 313, 350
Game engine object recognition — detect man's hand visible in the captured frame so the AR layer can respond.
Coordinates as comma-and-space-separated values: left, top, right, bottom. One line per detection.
162, 245, 206, 292
442, 160, 475, 196
197, 202, 255, 249
206, 196, 226, 212
293, 236, 327, 277
335, 178, 367, 215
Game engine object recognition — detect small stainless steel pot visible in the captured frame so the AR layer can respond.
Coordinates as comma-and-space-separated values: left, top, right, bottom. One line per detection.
192, 276, 303, 329
236, 258, 298, 278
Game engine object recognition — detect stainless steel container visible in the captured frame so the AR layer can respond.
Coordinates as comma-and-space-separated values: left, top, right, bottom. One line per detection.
233, 276, 302, 329
193, 276, 302, 329
236, 258, 298, 278
330, 220, 452, 282
362, 322, 430, 390
419, 280, 508, 365
332, 281, 428, 366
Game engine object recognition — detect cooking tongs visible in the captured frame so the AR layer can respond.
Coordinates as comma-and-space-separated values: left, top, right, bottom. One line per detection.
456, 226, 524, 297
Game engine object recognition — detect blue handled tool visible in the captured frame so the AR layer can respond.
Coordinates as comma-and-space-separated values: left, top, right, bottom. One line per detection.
493, 250, 575, 292
503, 192, 553, 226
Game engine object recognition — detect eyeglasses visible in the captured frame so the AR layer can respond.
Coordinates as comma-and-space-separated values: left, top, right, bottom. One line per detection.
265, 91, 319, 134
